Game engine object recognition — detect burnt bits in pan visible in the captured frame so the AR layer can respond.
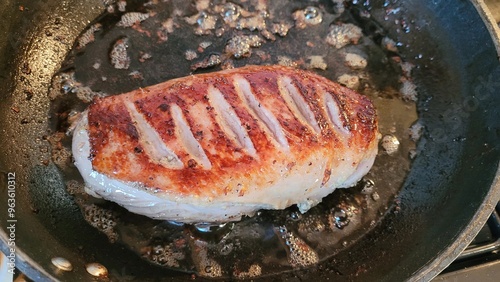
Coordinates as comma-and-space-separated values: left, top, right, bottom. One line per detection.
47, 0, 420, 279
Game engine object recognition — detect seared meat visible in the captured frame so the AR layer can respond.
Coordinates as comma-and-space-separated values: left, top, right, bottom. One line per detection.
72, 65, 379, 223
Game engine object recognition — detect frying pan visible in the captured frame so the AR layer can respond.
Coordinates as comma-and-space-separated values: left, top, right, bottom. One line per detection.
1, 0, 500, 280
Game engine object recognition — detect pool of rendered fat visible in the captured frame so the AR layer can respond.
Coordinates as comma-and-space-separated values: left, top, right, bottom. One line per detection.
48, 0, 419, 278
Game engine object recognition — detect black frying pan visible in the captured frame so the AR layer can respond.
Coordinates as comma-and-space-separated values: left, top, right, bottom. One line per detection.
1, 0, 500, 281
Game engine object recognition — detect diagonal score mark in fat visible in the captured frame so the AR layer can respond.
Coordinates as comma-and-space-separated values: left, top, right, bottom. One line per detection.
322, 91, 351, 137
170, 104, 212, 170
232, 76, 290, 151
207, 85, 257, 158
124, 101, 184, 169
277, 76, 321, 134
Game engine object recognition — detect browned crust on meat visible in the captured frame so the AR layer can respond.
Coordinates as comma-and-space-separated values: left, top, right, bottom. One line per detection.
87, 65, 377, 196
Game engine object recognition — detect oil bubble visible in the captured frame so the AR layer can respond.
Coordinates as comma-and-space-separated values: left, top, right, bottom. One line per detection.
51, 257, 73, 271
86, 263, 108, 277
331, 208, 350, 229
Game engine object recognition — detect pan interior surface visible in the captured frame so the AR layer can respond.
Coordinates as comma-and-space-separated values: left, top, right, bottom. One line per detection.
49, 0, 418, 278
0, 0, 499, 281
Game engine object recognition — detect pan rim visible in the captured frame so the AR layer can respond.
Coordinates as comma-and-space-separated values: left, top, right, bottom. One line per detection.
0, 232, 57, 282
409, 165, 500, 281
470, 0, 500, 59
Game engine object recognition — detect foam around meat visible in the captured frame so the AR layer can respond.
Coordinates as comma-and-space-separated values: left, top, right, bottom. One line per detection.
326, 23, 363, 49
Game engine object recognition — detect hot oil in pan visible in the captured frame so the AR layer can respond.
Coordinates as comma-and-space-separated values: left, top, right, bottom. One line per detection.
48, 0, 419, 278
